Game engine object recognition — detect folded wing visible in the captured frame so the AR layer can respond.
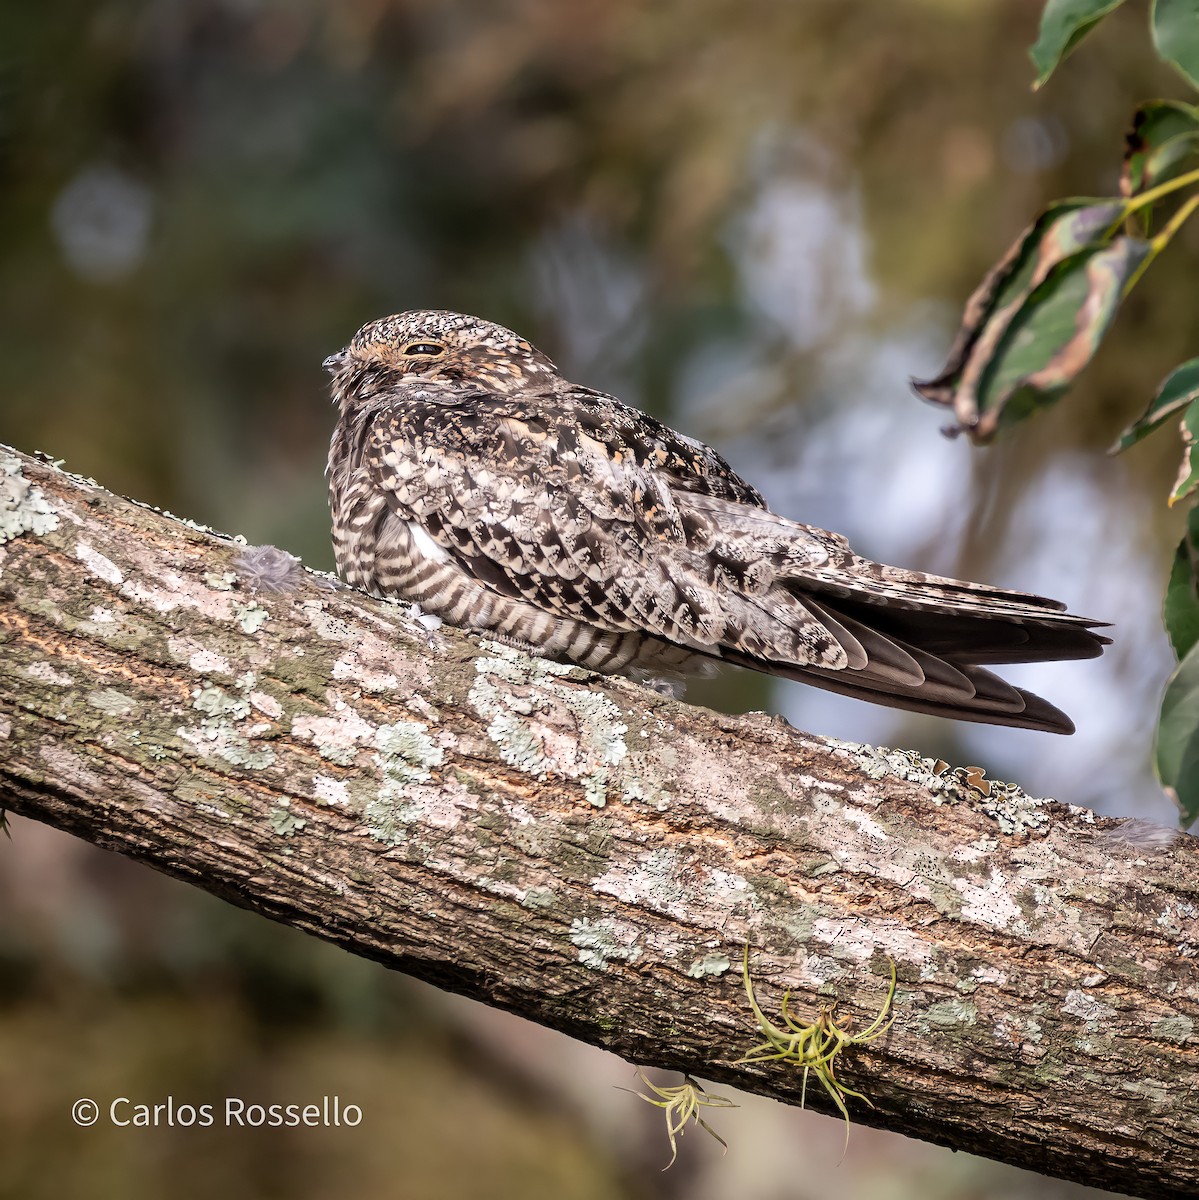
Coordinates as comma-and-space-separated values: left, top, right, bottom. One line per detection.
366, 386, 1108, 733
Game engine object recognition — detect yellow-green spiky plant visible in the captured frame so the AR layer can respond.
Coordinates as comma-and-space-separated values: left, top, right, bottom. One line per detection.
619, 1071, 738, 1169
735, 946, 896, 1151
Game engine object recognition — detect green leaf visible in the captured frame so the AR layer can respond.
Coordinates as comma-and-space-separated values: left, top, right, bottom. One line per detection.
1170, 399, 1199, 504
914, 204, 1147, 443
1030, 0, 1130, 89
1165, 505, 1199, 660
989, 201, 1125, 314
1152, 0, 1199, 90
972, 238, 1150, 438
1156, 637, 1199, 824
1112, 356, 1199, 451
1121, 100, 1199, 197
913, 200, 1122, 416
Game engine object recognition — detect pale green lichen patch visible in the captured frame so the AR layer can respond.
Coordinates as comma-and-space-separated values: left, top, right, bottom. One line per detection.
359, 721, 465, 844
822, 739, 957, 793
1121, 1078, 1170, 1105
974, 785, 1054, 836
87, 689, 135, 716
469, 642, 628, 808
203, 570, 238, 591
0, 456, 59, 544
269, 800, 306, 836
1150, 1014, 1194, 1043
234, 601, 269, 634
919, 999, 978, 1032
687, 952, 731, 978
25, 662, 73, 687
193, 686, 250, 721
570, 916, 642, 970
374, 720, 444, 785
179, 684, 276, 770
820, 737, 1054, 835
363, 794, 421, 845
1062, 989, 1117, 1027
522, 885, 557, 909
126, 729, 171, 761
362, 798, 404, 844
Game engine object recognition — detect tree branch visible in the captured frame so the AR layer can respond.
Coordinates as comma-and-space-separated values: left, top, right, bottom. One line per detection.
1, 444, 1196, 1198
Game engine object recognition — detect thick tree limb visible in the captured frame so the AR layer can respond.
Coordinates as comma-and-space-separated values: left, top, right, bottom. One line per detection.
1, 444, 1196, 1197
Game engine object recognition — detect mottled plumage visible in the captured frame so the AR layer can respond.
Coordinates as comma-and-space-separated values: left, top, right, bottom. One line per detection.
326, 310, 1109, 733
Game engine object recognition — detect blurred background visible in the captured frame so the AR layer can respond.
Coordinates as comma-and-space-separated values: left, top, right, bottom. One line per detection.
2, 1, 1193, 1196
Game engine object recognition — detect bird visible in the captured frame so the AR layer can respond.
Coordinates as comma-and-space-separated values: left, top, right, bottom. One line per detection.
324, 310, 1109, 734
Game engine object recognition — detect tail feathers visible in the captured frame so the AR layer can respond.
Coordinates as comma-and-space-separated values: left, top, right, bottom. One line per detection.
674, 495, 1105, 731
774, 658, 1076, 734
825, 594, 1111, 665
723, 596, 1086, 734
805, 598, 975, 697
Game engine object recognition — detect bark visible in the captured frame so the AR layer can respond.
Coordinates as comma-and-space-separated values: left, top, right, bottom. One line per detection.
1, 443, 1196, 1198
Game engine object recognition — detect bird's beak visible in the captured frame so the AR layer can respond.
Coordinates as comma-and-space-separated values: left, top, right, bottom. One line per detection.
323, 350, 349, 375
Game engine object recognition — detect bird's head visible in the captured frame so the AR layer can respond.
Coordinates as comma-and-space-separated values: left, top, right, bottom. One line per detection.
324, 310, 559, 406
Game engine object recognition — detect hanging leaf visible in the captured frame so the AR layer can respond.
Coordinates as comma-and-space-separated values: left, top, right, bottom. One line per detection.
914, 200, 1122, 412
1030, 0, 1130, 88
1165, 505, 1199, 660
1121, 100, 1199, 198
973, 239, 1150, 439
1112, 357, 1199, 451
1151, 0, 1199, 90
915, 203, 1148, 443
1170, 400, 1199, 505
1156, 638, 1199, 825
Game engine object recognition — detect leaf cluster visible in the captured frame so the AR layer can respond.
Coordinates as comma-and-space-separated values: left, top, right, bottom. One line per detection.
918, 0, 1199, 822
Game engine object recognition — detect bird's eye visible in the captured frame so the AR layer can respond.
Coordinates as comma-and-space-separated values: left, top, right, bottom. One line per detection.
403, 342, 445, 357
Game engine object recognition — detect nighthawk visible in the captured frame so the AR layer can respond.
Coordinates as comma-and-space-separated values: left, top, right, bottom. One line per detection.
325, 310, 1109, 733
